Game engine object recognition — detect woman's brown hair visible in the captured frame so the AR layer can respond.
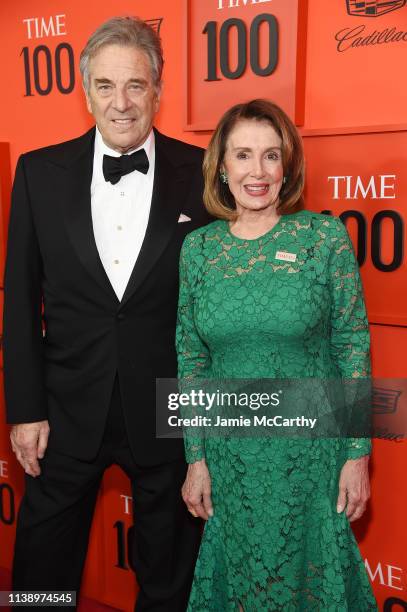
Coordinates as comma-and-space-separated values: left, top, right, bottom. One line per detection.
203, 99, 305, 220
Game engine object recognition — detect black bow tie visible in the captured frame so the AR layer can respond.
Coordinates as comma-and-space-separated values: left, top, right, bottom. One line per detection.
103, 149, 149, 185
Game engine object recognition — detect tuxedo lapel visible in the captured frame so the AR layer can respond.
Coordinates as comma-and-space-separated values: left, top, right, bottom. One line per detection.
119, 132, 186, 309
53, 128, 119, 303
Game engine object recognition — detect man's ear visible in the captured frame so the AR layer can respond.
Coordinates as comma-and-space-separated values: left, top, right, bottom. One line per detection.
83, 85, 93, 114
154, 82, 163, 113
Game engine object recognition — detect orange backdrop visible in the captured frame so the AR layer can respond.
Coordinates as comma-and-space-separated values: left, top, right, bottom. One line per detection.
0, 1, 406, 610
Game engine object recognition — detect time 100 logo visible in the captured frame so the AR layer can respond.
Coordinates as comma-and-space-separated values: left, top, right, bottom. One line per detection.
20, 43, 75, 96
203, 14, 278, 81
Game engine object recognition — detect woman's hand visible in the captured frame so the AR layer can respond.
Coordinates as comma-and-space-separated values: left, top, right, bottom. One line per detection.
182, 458, 213, 520
336, 455, 370, 522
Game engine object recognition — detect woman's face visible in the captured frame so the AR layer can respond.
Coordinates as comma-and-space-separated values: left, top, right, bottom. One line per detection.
222, 119, 284, 215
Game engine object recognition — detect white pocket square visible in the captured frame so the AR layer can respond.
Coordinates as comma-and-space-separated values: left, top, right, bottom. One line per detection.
178, 213, 191, 223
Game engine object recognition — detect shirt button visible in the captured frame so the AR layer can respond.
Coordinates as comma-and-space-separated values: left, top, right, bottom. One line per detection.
120, 192, 125, 197
117, 226, 122, 231
114, 259, 120, 265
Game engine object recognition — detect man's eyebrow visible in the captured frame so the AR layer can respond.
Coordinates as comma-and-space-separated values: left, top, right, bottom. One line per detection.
94, 78, 113, 84
93, 77, 148, 85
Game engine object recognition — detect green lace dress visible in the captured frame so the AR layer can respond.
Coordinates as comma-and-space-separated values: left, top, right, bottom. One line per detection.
176, 210, 377, 611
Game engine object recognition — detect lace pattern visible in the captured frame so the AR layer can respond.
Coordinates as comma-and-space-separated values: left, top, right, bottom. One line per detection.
176, 211, 376, 610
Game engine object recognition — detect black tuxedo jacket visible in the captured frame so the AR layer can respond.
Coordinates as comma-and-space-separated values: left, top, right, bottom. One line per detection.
3, 127, 209, 465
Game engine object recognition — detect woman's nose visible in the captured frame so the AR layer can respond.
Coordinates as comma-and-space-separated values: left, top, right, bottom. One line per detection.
250, 159, 265, 178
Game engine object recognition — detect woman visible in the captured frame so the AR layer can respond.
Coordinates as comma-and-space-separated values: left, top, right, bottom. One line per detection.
176, 99, 377, 611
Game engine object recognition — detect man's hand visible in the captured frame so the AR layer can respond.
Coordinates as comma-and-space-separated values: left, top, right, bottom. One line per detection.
10, 421, 50, 477
336, 455, 370, 522
182, 458, 213, 520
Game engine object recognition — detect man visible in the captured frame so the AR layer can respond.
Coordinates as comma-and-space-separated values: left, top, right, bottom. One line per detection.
3, 16, 208, 611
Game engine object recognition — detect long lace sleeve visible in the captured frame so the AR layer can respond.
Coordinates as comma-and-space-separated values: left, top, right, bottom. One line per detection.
176, 233, 211, 463
327, 217, 372, 459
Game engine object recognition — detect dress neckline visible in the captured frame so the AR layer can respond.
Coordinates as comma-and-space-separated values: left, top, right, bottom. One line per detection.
225, 214, 287, 243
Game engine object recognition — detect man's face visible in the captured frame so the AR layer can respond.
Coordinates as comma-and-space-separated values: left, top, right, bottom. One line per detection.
85, 44, 161, 153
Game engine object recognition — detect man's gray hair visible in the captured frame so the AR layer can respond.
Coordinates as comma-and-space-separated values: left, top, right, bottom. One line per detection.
79, 16, 163, 93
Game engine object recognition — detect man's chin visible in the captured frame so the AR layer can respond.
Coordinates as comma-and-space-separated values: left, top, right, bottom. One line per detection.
104, 133, 142, 154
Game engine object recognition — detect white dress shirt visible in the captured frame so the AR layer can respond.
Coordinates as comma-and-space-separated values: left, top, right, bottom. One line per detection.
91, 127, 155, 301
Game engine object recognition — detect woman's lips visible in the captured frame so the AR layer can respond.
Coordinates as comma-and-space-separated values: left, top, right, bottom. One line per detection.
244, 184, 270, 197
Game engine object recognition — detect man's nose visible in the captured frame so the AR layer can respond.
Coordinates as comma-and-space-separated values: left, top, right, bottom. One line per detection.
112, 88, 131, 112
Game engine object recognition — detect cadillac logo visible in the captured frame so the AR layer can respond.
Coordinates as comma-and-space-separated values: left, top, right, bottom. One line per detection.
372, 387, 402, 414
346, 0, 406, 17
145, 18, 163, 34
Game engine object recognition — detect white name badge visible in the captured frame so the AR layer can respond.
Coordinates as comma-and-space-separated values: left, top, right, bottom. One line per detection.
275, 251, 297, 263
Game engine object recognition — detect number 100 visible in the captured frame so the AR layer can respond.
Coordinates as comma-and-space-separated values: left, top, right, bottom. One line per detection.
203, 14, 279, 81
